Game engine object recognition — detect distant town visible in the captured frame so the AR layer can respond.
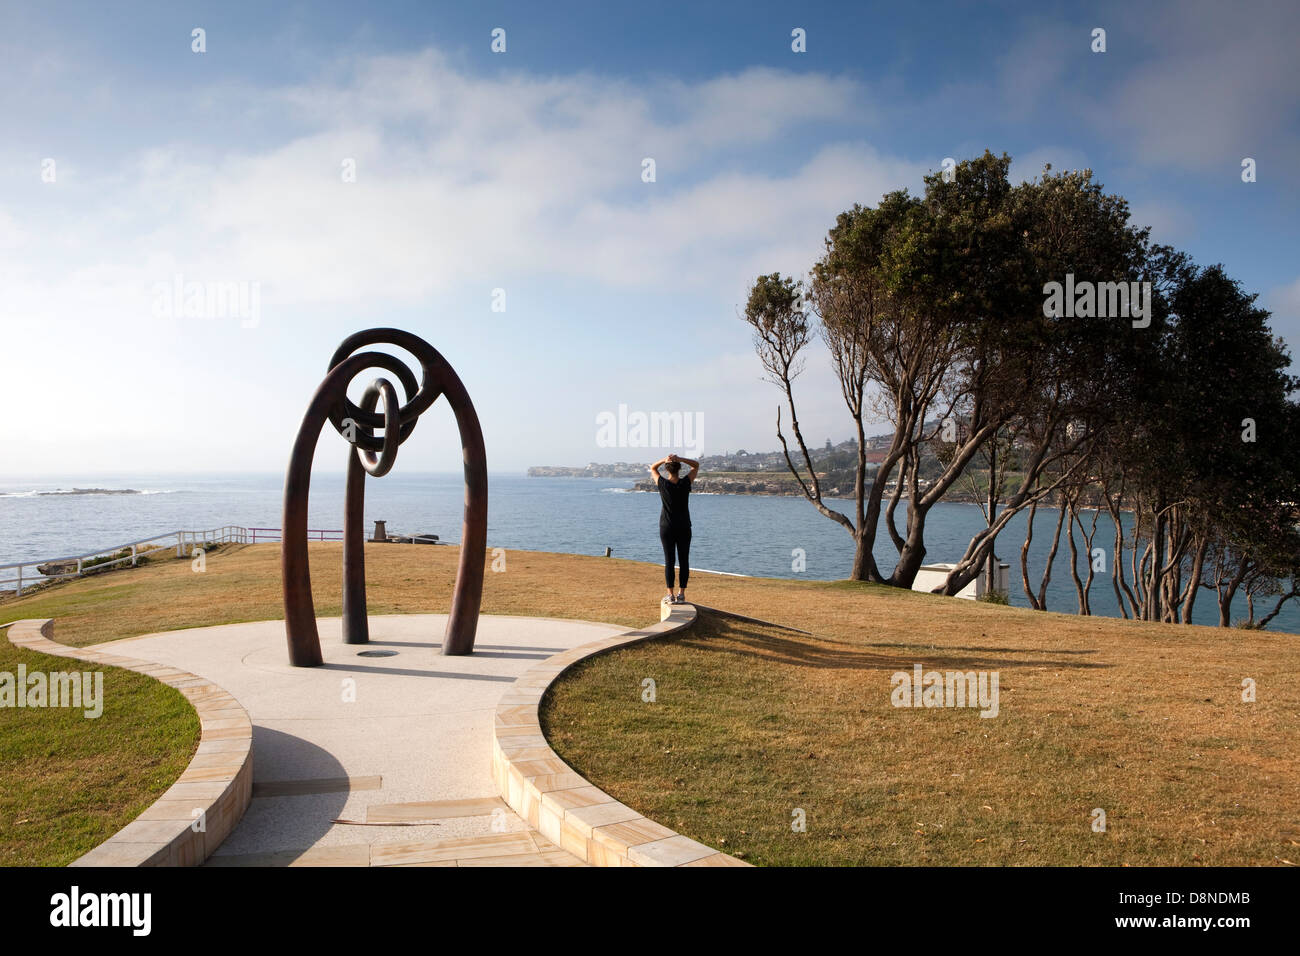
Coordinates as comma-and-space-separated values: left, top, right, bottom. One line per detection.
528, 421, 1041, 502
527, 433, 922, 497
528, 435, 877, 475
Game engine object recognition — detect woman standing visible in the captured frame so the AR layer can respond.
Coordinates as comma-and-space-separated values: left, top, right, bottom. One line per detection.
649, 453, 698, 604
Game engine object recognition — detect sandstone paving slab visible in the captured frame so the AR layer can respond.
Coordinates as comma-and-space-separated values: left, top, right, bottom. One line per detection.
99, 614, 624, 865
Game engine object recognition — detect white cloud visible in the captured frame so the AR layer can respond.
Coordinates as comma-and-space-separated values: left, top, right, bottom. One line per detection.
1, 51, 906, 320
0, 48, 920, 473
1084, 0, 1300, 174
1126, 198, 1198, 243
994, 21, 1072, 116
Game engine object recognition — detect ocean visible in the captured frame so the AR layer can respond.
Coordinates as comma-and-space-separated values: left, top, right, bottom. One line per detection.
1, 472, 1294, 634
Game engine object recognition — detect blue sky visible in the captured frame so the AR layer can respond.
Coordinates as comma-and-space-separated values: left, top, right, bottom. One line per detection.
2, 0, 1297, 473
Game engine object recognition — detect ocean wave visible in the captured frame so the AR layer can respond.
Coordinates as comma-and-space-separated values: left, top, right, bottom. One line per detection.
0, 488, 174, 498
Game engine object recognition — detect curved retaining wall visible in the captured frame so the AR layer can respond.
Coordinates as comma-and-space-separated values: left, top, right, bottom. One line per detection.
492, 603, 750, 867
5, 619, 253, 866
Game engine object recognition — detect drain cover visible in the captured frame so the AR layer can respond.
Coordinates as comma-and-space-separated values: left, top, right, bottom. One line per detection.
357, 649, 397, 658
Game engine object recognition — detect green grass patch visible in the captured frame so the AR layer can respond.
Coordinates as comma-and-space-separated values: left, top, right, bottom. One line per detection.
0, 629, 200, 866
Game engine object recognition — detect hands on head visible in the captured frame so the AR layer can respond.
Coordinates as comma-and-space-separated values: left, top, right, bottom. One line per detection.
651, 453, 696, 478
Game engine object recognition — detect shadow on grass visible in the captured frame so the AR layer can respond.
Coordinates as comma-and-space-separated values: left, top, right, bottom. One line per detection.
862, 642, 1101, 656
679, 609, 1110, 673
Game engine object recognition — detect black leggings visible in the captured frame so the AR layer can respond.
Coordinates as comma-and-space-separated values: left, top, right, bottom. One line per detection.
660, 523, 691, 589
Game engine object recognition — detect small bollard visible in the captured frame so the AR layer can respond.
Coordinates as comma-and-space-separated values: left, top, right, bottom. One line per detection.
373, 520, 387, 542
604, 546, 612, 557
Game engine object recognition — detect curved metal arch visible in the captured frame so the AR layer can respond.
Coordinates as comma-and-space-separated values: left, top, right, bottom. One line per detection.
281, 331, 488, 667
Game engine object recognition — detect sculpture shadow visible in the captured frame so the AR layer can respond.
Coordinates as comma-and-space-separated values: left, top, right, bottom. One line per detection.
206, 726, 352, 864
671, 609, 1112, 673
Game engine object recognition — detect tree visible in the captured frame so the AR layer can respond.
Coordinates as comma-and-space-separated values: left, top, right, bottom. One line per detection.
743, 271, 880, 578
746, 154, 1148, 588
1106, 264, 1300, 624
939, 163, 1159, 597
744, 153, 1300, 627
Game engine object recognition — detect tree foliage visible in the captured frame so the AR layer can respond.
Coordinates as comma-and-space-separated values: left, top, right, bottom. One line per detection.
743, 152, 1300, 629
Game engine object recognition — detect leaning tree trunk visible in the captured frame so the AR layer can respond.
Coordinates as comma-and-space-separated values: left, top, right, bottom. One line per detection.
1146, 498, 1165, 622
1181, 537, 1208, 624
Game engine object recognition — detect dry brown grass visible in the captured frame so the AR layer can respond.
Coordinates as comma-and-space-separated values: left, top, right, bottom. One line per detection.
544, 607, 1300, 865
1, 542, 661, 645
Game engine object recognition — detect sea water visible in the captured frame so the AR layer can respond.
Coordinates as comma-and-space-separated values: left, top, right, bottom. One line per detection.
1, 472, 1293, 634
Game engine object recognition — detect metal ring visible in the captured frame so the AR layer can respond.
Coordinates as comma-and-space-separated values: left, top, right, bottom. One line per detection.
327, 328, 447, 434
324, 351, 421, 453
355, 378, 400, 477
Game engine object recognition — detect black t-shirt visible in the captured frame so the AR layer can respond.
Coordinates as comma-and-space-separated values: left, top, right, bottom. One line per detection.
657, 474, 692, 527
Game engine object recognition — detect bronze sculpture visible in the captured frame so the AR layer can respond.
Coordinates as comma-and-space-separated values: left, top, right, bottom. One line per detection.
281, 329, 487, 666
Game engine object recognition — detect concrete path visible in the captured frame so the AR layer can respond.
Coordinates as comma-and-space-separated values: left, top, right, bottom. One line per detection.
100, 614, 627, 866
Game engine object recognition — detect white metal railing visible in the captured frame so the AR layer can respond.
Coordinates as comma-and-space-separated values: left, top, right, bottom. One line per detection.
0, 526, 249, 596
0, 524, 438, 596
247, 527, 344, 544
244, 528, 434, 544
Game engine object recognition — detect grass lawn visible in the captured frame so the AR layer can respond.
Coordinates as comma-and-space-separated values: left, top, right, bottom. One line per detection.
543, 606, 1300, 865
0, 542, 659, 647
0, 631, 200, 866
3, 541, 1297, 866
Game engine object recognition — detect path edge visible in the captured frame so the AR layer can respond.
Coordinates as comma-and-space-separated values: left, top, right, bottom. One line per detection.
6, 619, 253, 866
492, 602, 751, 868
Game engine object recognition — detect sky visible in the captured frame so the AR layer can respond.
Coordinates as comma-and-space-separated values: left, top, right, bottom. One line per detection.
1, 0, 1297, 474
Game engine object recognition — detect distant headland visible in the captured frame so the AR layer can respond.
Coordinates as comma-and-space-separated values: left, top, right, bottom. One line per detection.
38, 488, 144, 496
